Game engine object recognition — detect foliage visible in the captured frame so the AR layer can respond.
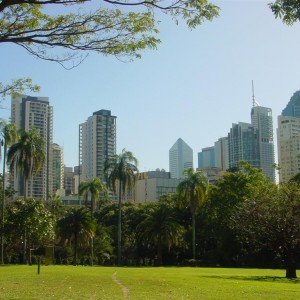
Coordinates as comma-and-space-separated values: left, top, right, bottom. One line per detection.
202, 162, 273, 266
177, 168, 208, 259
232, 181, 300, 278
137, 202, 185, 265
0, 0, 220, 66
0, 79, 39, 101
0, 120, 18, 263
7, 128, 45, 198
79, 177, 108, 212
57, 207, 96, 265
269, 0, 300, 25
5, 198, 55, 263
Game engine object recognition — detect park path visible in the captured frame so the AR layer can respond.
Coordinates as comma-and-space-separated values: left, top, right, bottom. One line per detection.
112, 271, 129, 300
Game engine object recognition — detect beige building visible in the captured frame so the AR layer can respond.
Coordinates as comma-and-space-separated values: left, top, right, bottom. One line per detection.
136, 170, 181, 202
277, 116, 300, 182
11, 95, 53, 200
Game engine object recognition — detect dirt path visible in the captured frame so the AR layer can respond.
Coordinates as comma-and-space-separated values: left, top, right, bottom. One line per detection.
112, 271, 129, 300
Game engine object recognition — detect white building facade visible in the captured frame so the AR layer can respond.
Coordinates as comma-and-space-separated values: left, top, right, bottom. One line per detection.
11, 95, 53, 200
169, 138, 193, 179
79, 110, 116, 182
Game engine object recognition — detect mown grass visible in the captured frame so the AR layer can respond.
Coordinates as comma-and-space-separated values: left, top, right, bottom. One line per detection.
0, 266, 299, 299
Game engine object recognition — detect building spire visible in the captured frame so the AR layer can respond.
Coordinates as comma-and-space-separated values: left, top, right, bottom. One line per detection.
252, 80, 259, 107
252, 80, 255, 107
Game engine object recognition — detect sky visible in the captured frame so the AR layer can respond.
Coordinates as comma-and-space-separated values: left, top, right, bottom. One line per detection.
1, 0, 300, 173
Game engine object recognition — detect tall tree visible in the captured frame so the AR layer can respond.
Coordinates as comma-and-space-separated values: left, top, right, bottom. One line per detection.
137, 203, 184, 265
177, 168, 208, 260
0, 120, 18, 264
79, 177, 108, 213
104, 148, 138, 266
57, 208, 96, 265
232, 181, 300, 279
7, 128, 45, 199
6, 198, 55, 264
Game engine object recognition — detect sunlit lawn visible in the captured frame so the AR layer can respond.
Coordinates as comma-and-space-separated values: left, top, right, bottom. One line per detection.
0, 265, 299, 299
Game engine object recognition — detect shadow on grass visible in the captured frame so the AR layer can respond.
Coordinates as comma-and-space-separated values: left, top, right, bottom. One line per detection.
201, 275, 300, 284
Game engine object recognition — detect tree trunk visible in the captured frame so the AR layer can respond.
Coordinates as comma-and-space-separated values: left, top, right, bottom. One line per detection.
286, 254, 297, 278
1, 144, 7, 265
22, 228, 27, 264
117, 181, 122, 266
157, 237, 163, 266
192, 213, 196, 260
73, 232, 78, 265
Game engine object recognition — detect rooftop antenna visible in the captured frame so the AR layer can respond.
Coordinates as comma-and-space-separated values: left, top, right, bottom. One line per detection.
252, 80, 255, 107
252, 80, 259, 107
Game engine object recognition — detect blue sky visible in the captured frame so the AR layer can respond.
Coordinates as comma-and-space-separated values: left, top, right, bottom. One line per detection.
1, 0, 300, 172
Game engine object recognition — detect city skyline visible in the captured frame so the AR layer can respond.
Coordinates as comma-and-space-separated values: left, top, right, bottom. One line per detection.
1, 1, 300, 172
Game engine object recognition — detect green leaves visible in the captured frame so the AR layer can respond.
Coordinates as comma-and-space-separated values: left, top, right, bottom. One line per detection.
269, 0, 300, 25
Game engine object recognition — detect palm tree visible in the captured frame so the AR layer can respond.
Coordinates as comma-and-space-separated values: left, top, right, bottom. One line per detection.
79, 177, 108, 213
57, 208, 96, 265
7, 128, 45, 199
104, 148, 138, 266
137, 204, 184, 265
7, 128, 45, 264
177, 168, 209, 260
0, 120, 18, 264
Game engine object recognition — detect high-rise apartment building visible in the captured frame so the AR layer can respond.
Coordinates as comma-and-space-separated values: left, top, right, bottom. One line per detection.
251, 106, 275, 181
277, 91, 300, 182
11, 94, 53, 200
169, 138, 193, 179
51, 143, 64, 195
79, 110, 116, 182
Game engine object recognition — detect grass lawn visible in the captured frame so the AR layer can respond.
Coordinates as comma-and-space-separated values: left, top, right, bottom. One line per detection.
0, 266, 299, 299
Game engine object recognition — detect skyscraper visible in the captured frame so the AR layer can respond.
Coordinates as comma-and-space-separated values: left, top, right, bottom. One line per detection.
79, 110, 117, 182
282, 91, 300, 117
251, 106, 275, 182
277, 90, 300, 182
198, 146, 215, 169
51, 143, 64, 195
228, 122, 260, 169
169, 138, 193, 179
11, 94, 53, 200
227, 100, 275, 181
214, 137, 229, 171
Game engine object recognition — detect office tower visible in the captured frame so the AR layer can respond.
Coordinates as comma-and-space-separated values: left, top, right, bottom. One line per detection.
214, 137, 229, 171
169, 138, 193, 179
79, 110, 117, 182
277, 90, 300, 182
51, 143, 64, 195
282, 91, 300, 117
228, 122, 260, 169
251, 106, 275, 182
11, 94, 53, 200
198, 146, 215, 169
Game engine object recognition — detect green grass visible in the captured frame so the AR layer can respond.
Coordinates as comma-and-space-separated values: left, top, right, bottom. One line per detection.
0, 266, 299, 299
